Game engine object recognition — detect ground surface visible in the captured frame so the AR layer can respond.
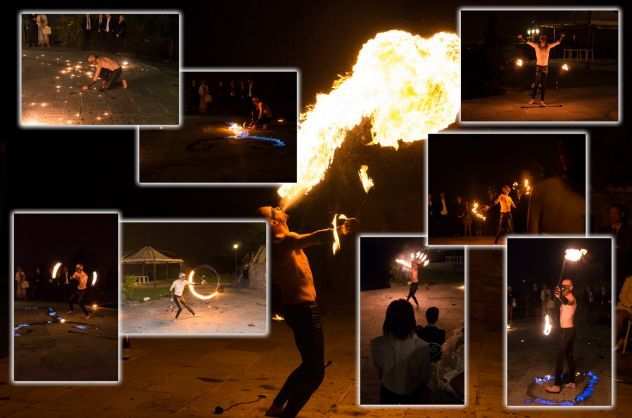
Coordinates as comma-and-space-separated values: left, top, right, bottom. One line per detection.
13, 301, 118, 383
507, 315, 612, 407
461, 86, 618, 123
2, 252, 632, 417
122, 287, 267, 336
20, 48, 179, 126
139, 116, 297, 184
360, 281, 464, 405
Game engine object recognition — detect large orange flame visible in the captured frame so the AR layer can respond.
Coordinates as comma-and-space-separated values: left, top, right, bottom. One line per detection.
277, 30, 460, 209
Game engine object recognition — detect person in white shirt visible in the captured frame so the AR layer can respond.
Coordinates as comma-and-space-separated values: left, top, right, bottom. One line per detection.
545, 278, 577, 393
370, 299, 431, 404
170, 273, 195, 319
68, 264, 90, 318
519, 33, 565, 105
494, 185, 516, 244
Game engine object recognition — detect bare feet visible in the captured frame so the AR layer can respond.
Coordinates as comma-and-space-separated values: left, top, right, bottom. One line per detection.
544, 384, 561, 393
528, 99, 535, 105
540, 100, 546, 106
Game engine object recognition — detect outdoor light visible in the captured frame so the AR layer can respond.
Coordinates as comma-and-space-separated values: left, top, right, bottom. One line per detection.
564, 248, 588, 262
232, 243, 240, 250
527, 29, 532, 35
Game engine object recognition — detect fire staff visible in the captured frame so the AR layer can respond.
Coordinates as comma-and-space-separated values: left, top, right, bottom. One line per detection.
259, 206, 352, 418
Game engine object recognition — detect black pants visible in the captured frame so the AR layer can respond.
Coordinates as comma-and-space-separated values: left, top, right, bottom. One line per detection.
100, 68, 122, 90
380, 384, 421, 405
273, 303, 325, 418
407, 282, 419, 307
174, 295, 195, 318
495, 212, 513, 243
531, 65, 549, 101
69, 288, 89, 315
554, 327, 576, 386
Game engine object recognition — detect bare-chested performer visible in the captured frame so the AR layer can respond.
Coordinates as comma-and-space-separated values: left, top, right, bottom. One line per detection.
494, 185, 517, 244
545, 278, 577, 393
258, 206, 352, 418
518, 33, 565, 105
67, 263, 90, 319
81, 54, 128, 91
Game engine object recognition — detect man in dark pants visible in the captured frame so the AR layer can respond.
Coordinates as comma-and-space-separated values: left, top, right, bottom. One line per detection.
82, 54, 128, 91
494, 185, 516, 244
546, 278, 577, 393
259, 206, 352, 418
67, 264, 90, 319
406, 259, 420, 308
519, 33, 564, 105
170, 273, 195, 319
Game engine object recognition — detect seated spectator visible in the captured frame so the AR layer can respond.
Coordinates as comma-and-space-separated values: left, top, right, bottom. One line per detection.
370, 299, 431, 405
417, 306, 446, 346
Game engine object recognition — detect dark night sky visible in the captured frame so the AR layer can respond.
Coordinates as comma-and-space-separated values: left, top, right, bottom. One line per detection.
360, 237, 462, 290
12, 213, 118, 294
428, 133, 586, 199
123, 222, 265, 272
507, 237, 612, 291
184, 71, 297, 118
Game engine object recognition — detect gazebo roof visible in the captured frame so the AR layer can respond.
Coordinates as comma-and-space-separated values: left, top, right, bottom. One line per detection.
122, 246, 184, 264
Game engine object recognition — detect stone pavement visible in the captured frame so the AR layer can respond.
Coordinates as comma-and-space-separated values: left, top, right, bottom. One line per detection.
122, 287, 267, 335
139, 116, 297, 184
461, 86, 618, 123
20, 48, 179, 126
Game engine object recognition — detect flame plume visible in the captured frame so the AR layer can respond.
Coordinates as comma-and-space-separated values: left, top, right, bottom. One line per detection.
277, 30, 460, 209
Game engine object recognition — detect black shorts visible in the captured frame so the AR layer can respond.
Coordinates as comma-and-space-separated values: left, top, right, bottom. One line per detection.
99, 67, 122, 88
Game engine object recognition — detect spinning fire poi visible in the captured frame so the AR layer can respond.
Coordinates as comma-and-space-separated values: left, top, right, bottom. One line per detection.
396, 251, 430, 309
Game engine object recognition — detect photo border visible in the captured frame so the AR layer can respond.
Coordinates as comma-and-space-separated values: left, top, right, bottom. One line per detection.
17, 9, 183, 129
457, 6, 623, 127
9, 209, 122, 386
425, 129, 590, 249
355, 232, 469, 408
120, 217, 271, 338
502, 234, 616, 410
135, 67, 301, 187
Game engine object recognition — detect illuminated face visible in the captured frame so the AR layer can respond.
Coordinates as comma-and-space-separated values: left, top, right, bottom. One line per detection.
561, 279, 573, 292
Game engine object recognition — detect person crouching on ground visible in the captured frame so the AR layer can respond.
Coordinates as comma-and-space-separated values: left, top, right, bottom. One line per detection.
170, 273, 195, 320
82, 54, 128, 91
259, 206, 353, 418
371, 299, 432, 404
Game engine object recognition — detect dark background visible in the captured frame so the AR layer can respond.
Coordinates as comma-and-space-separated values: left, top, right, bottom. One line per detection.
428, 132, 586, 199
124, 222, 265, 272
3, 1, 632, 412
12, 212, 119, 303
184, 72, 297, 119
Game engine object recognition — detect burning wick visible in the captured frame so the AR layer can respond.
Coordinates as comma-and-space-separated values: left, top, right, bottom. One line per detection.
561, 63, 570, 72
331, 213, 349, 255
543, 313, 552, 335
564, 248, 588, 262
471, 201, 487, 221
515, 58, 524, 67
358, 165, 374, 193
91, 271, 98, 287
52, 262, 62, 279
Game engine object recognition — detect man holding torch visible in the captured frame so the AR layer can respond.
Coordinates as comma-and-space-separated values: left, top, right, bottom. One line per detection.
258, 206, 353, 418
169, 272, 196, 319
68, 264, 90, 319
406, 259, 420, 309
545, 278, 577, 393
518, 33, 565, 106
494, 185, 516, 244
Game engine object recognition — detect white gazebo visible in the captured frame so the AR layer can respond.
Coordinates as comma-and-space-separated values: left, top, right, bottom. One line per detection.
122, 246, 184, 283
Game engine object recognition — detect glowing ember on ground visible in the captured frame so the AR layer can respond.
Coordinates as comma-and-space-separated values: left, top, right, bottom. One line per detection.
277, 30, 460, 209
358, 165, 374, 193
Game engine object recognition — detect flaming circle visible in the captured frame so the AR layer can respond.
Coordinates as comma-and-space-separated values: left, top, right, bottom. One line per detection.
277, 30, 460, 209
187, 264, 221, 301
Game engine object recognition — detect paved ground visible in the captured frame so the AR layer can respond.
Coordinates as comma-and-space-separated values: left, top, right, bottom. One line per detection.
139, 116, 297, 184
461, 86, 618, 123
507, 315, 612, 407
13, 301, 118, 383
360, 281, 465, 405
122, 287, 267, 336
428, 235, 504, 246
2, 252, 632, 417
20, 48, 179, 126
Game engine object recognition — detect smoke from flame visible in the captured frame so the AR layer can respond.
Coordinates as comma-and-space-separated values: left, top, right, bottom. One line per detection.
277, 30, 460, 209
